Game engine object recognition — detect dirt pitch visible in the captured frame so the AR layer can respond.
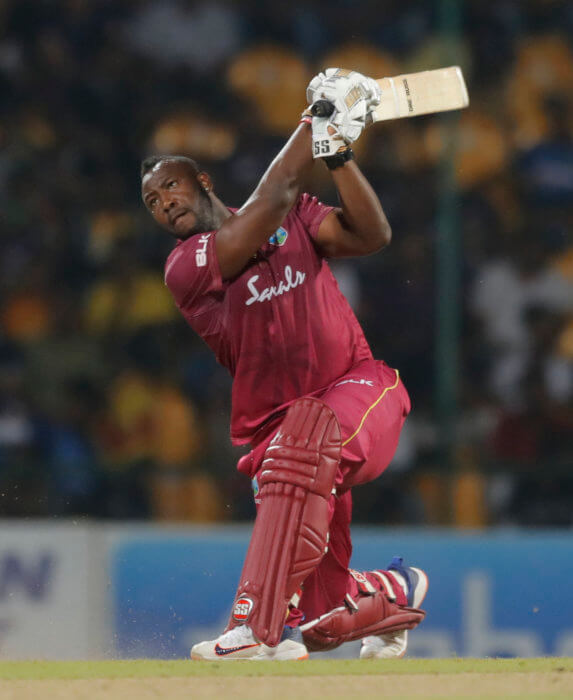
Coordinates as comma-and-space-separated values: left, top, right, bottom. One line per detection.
0, 658, 572, 700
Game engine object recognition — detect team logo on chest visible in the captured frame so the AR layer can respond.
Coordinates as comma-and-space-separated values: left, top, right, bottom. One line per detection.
245, 265, 306, 306
269, 226, 288, 246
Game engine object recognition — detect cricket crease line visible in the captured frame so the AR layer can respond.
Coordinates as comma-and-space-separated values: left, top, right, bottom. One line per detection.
341, 369, 400, 447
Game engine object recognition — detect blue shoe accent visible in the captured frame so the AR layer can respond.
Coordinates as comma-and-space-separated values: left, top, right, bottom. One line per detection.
387, 556, 421, 607
280, 625, 304, 643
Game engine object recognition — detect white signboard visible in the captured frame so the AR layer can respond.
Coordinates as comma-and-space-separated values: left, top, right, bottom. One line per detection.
0, 524, 95, 659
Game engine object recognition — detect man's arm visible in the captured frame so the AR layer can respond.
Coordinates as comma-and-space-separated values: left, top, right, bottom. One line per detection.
215, 123, 313, 279
314, 160, 391, 258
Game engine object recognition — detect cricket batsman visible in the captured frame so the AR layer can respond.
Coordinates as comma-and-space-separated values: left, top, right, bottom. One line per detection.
141, 69, 428, 660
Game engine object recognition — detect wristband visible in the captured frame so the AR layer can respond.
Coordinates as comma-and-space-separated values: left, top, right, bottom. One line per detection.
300, 107, 313, 126
323, 147, 354, 170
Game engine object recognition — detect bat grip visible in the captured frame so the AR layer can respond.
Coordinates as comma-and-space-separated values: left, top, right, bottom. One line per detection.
310, 100, 335, 118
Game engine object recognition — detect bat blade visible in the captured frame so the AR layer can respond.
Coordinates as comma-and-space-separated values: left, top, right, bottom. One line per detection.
372, 66, 469, 122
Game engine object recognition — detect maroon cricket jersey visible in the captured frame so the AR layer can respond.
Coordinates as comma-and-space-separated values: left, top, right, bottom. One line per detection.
164, 193, 373, 444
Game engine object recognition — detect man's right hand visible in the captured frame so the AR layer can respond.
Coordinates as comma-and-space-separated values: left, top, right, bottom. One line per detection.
311, 117, 348, 159
306, 69, 381, 158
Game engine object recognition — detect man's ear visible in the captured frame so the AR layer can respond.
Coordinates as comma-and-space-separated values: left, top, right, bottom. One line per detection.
197, 172, 213, 193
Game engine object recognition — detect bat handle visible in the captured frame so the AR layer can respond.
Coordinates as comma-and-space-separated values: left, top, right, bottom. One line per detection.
310, 100, 335, 118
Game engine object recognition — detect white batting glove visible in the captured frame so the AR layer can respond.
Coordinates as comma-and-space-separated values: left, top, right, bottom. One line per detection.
311, 116, 347, 159
306, 69, 380, 147
306, 67, 382, 120
310, 97, 364, 151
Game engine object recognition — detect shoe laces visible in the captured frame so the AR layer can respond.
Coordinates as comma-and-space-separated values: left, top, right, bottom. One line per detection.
218, 625, 257, 646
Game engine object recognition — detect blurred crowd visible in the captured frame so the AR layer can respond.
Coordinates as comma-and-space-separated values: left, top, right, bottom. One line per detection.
0, 0, 571, 526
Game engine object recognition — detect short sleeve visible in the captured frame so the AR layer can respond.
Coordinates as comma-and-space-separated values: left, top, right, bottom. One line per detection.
292, 193, 335, 240
164, 232, 225, 315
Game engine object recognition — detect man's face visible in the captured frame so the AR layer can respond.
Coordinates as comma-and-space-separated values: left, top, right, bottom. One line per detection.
141, 160, 214, 239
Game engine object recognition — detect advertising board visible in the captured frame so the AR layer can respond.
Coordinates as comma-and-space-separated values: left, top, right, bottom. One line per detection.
0, 524, 95, 659
111, 530, 573, 659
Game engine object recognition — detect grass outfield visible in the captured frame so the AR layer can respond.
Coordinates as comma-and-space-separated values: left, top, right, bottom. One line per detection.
0, 657, 572, 679
1, 658, 572, 699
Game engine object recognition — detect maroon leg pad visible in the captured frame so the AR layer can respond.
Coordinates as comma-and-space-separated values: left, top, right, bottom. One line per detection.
228, 398, 341, 647
301, 591, 426, 652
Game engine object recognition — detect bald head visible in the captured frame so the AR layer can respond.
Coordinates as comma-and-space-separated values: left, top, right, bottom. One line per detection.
140, 155, 200, 181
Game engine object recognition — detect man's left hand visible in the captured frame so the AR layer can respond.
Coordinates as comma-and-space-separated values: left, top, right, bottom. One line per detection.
307, 69, 381, 120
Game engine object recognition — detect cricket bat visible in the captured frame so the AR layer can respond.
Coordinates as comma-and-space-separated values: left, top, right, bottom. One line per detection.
311, 66, 469, 121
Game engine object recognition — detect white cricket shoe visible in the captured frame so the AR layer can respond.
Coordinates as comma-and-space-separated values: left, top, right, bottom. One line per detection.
191, 624, 309, 661
360, 557, 429, 660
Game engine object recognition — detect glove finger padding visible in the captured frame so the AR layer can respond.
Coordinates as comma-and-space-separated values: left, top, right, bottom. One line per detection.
330, 110, 365, 143
306, 71, 327, 105
306, 68, 351, 104
307, 68, 381, 117
363, 75, 382, 110
314, 79, 368, 124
